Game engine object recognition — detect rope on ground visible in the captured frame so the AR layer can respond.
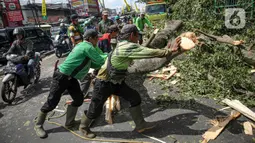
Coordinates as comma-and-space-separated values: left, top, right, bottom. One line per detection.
140, 134, 166, 143
46, 119, 152, 143
40, 103, 152, 143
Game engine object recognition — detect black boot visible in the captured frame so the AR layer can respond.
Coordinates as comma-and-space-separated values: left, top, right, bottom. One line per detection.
129, 105, 156, 133
79, 113, 96, 138
34, 112, 47, 138
65, 105, 80, 130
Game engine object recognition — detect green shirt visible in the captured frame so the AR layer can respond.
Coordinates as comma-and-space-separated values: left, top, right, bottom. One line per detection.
59, 41, 105, 80
97, 41, 172, 83
95, 46, 108, 60
98, 19, 114, 34
135, 17, 153, 31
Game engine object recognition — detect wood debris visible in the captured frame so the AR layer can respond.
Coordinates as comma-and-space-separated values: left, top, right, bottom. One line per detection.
222, 99, 255, 122
202, 110, 241, 143
105, 95, 121, 124
243, 121, 253, 135
148, 64, 177, 80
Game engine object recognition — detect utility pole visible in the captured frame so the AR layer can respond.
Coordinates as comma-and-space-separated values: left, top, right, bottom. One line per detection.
27, 0, 38, 25
69, 0, 72, 15
102, 0, 105, 9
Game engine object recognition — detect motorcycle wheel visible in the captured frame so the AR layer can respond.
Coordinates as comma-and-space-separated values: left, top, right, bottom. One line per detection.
34, 64, 41, 84
1, 78, 17, 104
55, 48, 62, 58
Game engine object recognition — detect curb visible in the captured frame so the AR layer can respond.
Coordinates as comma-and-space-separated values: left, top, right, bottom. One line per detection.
0, 50, 55, 76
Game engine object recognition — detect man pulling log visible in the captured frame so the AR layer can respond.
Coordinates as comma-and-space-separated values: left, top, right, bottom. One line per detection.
79, 24, 195, 138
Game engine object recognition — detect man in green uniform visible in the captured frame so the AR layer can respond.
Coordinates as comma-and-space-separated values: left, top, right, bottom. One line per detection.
98, 10, 114, 34
79, 24, 193, 138
135, 12, 153, 45
34, 29, 105, 138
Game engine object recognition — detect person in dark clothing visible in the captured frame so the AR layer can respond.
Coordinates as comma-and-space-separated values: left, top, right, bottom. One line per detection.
6, 27, 35, 83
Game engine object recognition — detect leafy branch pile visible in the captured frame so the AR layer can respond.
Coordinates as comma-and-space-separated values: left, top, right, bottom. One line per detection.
170, 0, 255, 42
172, 43, 255, 107
151, 0, 255, 107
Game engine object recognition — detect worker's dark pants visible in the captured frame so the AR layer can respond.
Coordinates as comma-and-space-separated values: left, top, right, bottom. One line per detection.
41, 70, 84, 113
86, 78, 141, 119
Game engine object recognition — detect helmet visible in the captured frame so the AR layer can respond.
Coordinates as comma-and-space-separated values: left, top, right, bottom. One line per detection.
13, 27, 25, 37
70, 14, 78, 20
115, 15, 120, 20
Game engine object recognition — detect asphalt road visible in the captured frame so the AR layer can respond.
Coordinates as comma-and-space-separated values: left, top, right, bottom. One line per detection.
0, 54, 254, 143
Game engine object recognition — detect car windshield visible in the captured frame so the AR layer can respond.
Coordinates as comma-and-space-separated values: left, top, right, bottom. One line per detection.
0, 31, 7, 43
145, 4, 166, 14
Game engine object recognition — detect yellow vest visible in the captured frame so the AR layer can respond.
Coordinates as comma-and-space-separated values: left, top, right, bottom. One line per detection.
68, 25, 83, 45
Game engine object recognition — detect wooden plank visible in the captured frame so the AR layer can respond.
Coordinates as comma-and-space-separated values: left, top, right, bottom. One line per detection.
222, 99, 255, 122
202, 110, 241, 142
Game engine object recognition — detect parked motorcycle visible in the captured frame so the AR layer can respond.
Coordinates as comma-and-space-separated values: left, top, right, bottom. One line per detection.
1, 53, 41, 104
54, 34, 71, 58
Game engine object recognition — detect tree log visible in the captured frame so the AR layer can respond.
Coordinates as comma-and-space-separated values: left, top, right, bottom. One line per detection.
149, 20, 182, 48
143, 29, 159, 47
195, 29, 245, 48
195, 29, 255, 66
128, 20, 183, 74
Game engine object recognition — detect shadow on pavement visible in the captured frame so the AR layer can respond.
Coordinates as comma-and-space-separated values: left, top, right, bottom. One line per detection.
11, 77, 52, 105
0, 102, 7, 110
0, 102, 7, 119
46, 126, 68, 135
0, 112, 3, 119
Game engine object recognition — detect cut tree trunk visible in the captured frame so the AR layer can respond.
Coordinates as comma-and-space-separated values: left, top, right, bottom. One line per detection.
149, 20, 182, 48
128, 20, 182, 74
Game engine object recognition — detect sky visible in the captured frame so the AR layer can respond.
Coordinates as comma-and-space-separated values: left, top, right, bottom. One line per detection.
104, 0, 124, 9
104, 0, 145, 12
19, 0, 145, 11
